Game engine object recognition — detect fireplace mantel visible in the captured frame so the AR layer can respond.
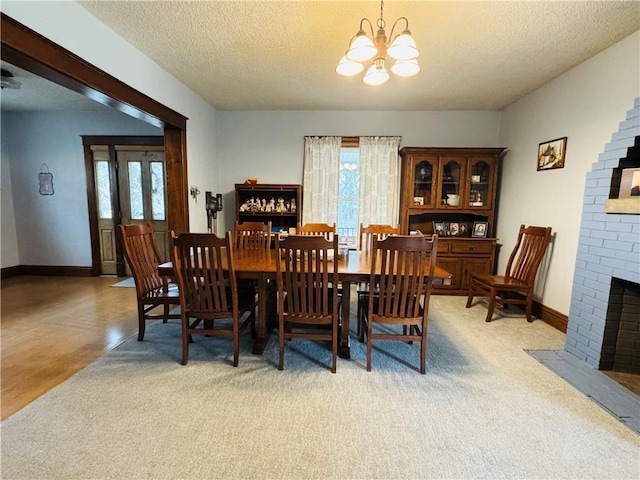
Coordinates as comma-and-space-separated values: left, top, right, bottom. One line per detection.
605, 198, 640, 214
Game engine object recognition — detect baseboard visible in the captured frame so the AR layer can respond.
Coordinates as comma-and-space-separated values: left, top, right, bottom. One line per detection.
533, 300, 568, 333
1, 265, 95, 278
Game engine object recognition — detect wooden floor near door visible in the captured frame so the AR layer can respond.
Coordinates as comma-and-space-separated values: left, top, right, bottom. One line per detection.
1, 276, 140, 420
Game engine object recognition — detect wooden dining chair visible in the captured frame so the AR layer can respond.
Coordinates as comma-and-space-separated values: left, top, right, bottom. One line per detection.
119, 223, 181, 341
275, 234, 340, 373
297, 222, 336, 241
359, 223, 400, 251
233, 220, 272, 250
466, 224, 552, 323
171, 231, 255, 366
359, 234, 438, 374
356, 223, 401, 338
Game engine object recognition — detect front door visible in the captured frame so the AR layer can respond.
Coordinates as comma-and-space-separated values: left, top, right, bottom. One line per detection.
90, 142, 168, 275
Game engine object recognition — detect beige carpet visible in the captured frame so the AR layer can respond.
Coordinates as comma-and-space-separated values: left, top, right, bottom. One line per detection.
1, 295, 638, 479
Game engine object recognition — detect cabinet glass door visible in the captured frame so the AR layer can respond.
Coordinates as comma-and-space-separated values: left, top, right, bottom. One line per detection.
467, 158, 494, 209
439, 158, 464, 207
412, 158, 436, 208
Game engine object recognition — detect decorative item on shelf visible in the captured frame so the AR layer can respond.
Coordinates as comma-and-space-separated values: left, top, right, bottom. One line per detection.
469, 190, 484, 206
433, 222, 445, 236
537, 137, 567, 171
459, 223, 469, 237
446, 194, 459, 206
471, 174, 481, 183
472, 221, 489, 238
335, 0, 420, 86
244, 177, 258, 185
413, 196, 424, 205
38, 163, 54, 195
449, 222, 459, 236
618, 168, 640, 199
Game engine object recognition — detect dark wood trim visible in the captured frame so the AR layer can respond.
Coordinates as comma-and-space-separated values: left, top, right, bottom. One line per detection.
1, 14, 186, 130
81, 136, 164, 147
83, 143, 101, 276
1, 13, 190, 272
1, 266, 22, 279
533, 300, 568, 333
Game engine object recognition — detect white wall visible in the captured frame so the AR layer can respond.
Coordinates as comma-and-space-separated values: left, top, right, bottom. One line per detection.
217, 110, 501, 231
1, 1, 219, 234
498, 31, 640, 315
1, 111, 161, 267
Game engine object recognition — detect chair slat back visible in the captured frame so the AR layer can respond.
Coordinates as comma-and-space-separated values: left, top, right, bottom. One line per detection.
505, 225, 552, 284
297, 223, 336, 241
371, 235, 438, 321
359, 223, 400, 252
276, 235, 339, 322
234, 221, 272, 250
171, 232, 236, 319
119, 224, 165, 296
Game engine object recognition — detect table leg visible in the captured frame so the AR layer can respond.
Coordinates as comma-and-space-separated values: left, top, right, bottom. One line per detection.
339, 281, 351, 359
252, 276, 274, 355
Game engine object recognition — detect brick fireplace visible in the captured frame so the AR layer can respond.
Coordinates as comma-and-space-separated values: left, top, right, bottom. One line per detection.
566, 98, 640, 372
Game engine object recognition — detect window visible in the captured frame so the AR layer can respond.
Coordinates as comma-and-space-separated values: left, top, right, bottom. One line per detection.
338, 146, 360, 248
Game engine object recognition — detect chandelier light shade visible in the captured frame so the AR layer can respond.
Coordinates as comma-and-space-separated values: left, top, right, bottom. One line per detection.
336, 0, 420, 86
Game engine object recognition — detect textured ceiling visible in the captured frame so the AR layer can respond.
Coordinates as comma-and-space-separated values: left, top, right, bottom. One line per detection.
76, 1, 640, 111
3, 2, 640, 113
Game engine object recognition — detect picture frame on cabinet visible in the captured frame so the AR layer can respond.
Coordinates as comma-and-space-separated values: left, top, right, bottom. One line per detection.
459, 223, 469, 236
537, 137, 567, 171
472, 221, 488, 238
433, 222, 445, 236
413, 196, 424, 205
449, 222, 459, 236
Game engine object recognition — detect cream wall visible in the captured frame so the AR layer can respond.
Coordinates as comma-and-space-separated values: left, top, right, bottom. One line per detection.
216, 110, 501, 232
1, 1, 219, 234
1, 120, 19, 267
498, 31, 640, 315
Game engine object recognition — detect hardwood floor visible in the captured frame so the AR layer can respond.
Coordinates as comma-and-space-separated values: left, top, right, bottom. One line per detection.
1, 276, 140, 420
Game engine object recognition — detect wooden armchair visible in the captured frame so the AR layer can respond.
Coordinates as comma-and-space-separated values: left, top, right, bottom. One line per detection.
359, 234, 438, 373
275, 235, 340, 373
119, 223, 181, 341
171, 231, 255, 366
234, 221, 272, 250
466, 224, 552, 323
297, 222, 336, 241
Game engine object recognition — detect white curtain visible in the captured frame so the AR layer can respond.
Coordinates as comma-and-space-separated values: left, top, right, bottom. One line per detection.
302, 136, 341, 225
358, 136, 401, 227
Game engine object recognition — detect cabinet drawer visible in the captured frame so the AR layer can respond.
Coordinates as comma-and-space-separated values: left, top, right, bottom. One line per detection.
451, 242, 494, 255
436, 242, 450, 254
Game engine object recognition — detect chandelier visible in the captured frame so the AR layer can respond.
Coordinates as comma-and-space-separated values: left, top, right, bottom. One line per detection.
336, 0, 420, 86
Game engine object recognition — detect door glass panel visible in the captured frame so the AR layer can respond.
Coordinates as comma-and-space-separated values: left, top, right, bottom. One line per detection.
150, 161, 166, 221
413, 160, 432, 206
338, 148, 359, 247
96, 160, 113, 219
441, 160, 462, 204
469, 161, 490, 206
128, 162, 144, 220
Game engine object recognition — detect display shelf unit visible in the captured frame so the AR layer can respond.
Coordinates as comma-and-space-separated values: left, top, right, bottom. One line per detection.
399, 147, 505, 294
235, 183, 302, 232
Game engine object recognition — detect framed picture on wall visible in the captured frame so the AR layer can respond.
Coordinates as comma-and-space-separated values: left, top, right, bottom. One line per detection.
537, 137, 567, 171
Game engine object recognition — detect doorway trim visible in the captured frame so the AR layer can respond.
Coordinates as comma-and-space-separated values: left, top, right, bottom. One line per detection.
1, 13, 190, 275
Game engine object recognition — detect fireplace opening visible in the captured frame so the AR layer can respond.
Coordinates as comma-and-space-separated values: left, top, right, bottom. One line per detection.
600, 277, 640, 374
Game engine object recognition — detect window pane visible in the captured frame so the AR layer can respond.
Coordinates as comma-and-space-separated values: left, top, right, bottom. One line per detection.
150, 162, 166, 220
338, 148, 359, 247
96, 161, 112, 219
128, 162, 144, 220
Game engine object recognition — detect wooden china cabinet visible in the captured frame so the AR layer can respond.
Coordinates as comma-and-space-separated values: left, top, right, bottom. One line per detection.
399, 147, 505, 294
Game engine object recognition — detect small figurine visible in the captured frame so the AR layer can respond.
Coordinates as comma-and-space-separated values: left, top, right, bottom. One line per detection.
268, 198, 276, 212
290, 199, 296, 213
276, 197, 285, 212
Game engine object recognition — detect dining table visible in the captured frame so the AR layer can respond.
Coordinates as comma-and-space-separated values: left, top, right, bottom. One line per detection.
158, 248, 452, 359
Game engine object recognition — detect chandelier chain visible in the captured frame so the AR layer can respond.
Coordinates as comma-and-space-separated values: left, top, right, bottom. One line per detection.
377, 0, 386, 29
